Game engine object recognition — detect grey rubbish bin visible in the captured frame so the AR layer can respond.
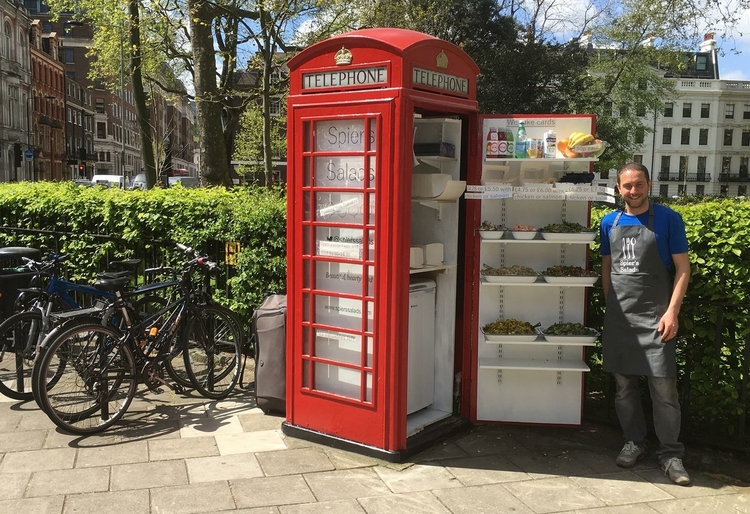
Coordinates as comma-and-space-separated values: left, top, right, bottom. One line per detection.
0, 247, 42, 322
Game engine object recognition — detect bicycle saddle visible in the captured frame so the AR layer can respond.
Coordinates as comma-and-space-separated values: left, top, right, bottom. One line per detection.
93, 275, 131, 292
108, 259, 142, 271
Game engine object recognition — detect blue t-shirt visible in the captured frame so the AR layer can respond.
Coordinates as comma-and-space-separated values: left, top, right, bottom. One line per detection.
600, 203, 688, 271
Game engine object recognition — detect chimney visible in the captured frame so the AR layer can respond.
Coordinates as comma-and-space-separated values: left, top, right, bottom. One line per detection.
699, 32, 716, 53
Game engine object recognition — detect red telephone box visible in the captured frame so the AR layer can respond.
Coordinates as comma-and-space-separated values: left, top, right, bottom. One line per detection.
283, 28, 480, 459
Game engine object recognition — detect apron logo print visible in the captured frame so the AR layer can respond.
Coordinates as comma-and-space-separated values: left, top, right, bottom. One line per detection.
622, 237, 637, 260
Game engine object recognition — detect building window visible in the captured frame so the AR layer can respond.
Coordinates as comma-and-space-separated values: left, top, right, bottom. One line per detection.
659, 184, 669, 197
682, 103, 692, 118
696, 55, 709, 71
97, 122, 106, 139
744, 104, 750, 120
741, 157, 749, 177
633, 154, 643, 164
725, 104, 735, 119
95, 98, 105, 114
664, 102, 673, 117
722, 157, 731, 172
681, 128, 690, 145
63, 48, 74, 63
636, 103, 646, 117
678, 184, 686, 195
65, 71, 75, 79
42, 21, 52, 33
700, 103, 710, 118
661, 155, 670, 173
699, 128, 708, 145
721, 184, 728, 195
724, 129, 733, 146
742, 129, 750, 146
679, 156, 688, 177
662, 127, 672, 145
696, 185, 705, 195
3, 20, 11, 59
635, 126, 645, 144
620, 104, 629, 117
740, 185, 747, 196
697, 156, 707, 174
269, 99, 281, 116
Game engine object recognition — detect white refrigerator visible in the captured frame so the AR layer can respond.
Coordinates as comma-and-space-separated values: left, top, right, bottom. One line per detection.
407, 279, 436, 414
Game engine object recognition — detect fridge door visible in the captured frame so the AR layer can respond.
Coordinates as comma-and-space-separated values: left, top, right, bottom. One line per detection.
407, 279, 436, 414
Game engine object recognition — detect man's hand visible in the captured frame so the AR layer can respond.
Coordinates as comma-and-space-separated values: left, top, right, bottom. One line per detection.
658, 311, 680, 341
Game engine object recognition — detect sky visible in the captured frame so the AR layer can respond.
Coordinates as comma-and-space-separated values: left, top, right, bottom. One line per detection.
715, 34, 750, 81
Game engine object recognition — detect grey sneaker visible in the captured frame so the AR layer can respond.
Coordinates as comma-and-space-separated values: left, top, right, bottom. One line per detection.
661, 457, 691, 485
616, 441, 646, 468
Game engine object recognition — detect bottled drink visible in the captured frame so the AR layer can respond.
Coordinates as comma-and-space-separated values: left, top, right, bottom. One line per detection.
497, 130, 508, 157
543, 130, 557, 159
486, 127, 498, 158
515, 121, 527, 159
505, 130, 515, 158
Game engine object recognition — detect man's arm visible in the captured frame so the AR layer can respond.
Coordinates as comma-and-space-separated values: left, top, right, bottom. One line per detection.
602, 255, 612, 299
658, 252, 690, 340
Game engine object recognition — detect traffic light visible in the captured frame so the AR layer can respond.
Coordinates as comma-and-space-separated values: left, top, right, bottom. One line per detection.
77, 164, 85, 177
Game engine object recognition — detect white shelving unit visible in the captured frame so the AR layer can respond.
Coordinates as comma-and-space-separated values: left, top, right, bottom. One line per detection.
406, 117, 463, 436
476, 116, 598, 426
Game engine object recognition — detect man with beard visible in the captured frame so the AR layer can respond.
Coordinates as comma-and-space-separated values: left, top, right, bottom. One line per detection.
600, 162, 691, 485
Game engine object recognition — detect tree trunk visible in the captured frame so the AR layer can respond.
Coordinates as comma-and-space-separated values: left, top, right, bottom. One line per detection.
189, 0, 233, 187
260, 12, 275, 186
129, 0, 157, 188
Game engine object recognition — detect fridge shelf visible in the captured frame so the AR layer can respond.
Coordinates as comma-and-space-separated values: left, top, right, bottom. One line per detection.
479, 358, 590, 372
409, 264, 455, 275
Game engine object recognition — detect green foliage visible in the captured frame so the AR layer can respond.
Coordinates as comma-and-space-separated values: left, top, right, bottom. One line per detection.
0, 182, 287, 319
590, 198, 750, 443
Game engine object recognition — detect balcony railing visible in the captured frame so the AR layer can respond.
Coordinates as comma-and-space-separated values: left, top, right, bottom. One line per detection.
719, 173, 750, 182
659, 172, 711, 182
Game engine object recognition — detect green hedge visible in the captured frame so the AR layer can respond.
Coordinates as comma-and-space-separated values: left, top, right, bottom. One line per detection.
591, 198, 750, 443
0, 182, 287, 319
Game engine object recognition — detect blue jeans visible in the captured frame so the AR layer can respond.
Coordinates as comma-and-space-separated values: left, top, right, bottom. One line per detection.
614, 374, 684, 462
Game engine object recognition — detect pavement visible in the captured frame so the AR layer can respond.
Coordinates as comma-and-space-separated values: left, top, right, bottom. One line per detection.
1, 381, 749, 514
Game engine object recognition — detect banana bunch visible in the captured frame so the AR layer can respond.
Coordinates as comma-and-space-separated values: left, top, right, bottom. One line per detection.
568, 132, 595, 148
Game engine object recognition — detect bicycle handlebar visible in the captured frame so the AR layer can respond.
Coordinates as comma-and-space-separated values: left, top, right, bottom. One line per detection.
175, 244, 219, 273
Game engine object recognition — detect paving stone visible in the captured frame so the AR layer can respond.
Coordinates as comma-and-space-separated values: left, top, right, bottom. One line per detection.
278, 499, 365, 514
231, 508, 280, 514
433, 482, 535, 514
0, 495, 65, 514
635, 468, 738, 499
256, 447, 335, 476
148, 435, 219, 461
452, 430, 528, 456
215, 430, 287, 455
179, 410, 244, 438
27, 466, 110, 497
75, 441, 148, 467
231, 475, 315, 508
238, 412, 285, 432
151, 481, 236, 514
357, 491, 452, 514
0, 471, 30, 499
0, 447, 75, 473
712, 491, 750, 513
0, 411, 20, 432
15, 410, 57, 431
506, 450, 599, 479
322, 447, 383, 470
112, 419, 182, 442
186, 452, 264, 483
441, 455, 531, 486
374, 463, 463, 493
63, 489, 150, 514
111, 459, 188, 491
0, 430, 47, 452
503, 476, 606, 513
303, 468, 392, 502
569, 471, 674, 506
412, 441, 469, 463
648, 496, 744, 514
43, 430, 117, 449
570, 505, 661, 513
565, 448, 658, 475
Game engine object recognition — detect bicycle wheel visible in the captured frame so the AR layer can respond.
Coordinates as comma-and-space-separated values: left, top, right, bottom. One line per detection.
36, 323, 137, 434
0, 311, 55, 401
183, 305, 242, 399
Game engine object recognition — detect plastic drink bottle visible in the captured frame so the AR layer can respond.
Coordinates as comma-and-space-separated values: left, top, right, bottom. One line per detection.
543, 130, 557, 159
515, 121, 527, 159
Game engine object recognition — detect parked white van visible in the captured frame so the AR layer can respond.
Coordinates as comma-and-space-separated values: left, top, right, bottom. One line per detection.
167, 176, 200, 188
91, 174, 129, 188
130, 173, 147, 190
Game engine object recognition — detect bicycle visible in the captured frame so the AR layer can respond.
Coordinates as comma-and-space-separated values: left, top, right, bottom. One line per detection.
0, 254, 175, 401
32, 243, 243, 434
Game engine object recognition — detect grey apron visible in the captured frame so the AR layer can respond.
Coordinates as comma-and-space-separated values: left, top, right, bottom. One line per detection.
602, 205, 676, 377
